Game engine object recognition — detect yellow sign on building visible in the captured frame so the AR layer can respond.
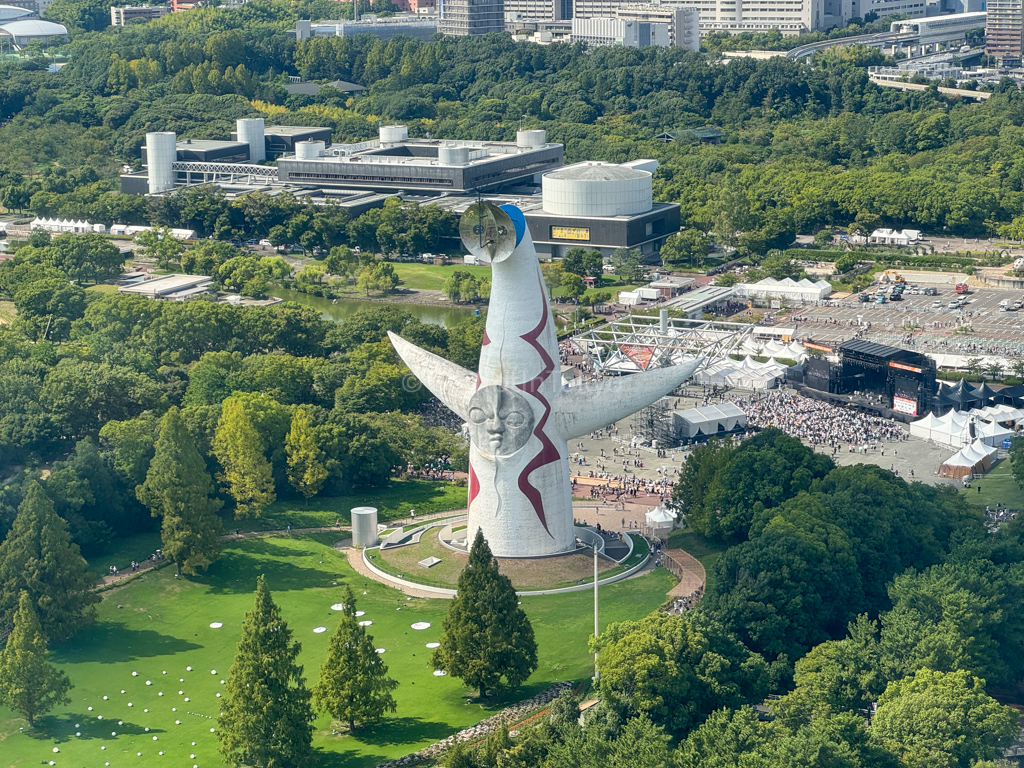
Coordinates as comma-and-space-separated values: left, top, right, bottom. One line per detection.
551, 226, 591, 241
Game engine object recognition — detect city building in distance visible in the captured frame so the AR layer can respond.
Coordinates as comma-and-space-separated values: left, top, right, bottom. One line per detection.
987, 0, 1023, 66
571, 15, 670, 46
294, 14, 439, 41
110, 5, 169, 25
439, 0, 505, 35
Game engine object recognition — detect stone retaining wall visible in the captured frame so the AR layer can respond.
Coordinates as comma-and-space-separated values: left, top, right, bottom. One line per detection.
374, 681, 573, 768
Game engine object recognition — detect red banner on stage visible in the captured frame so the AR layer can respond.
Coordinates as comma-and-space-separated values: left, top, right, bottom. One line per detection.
619, 344, 655, 370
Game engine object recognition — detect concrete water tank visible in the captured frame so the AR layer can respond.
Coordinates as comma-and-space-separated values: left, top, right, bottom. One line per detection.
146, 131, 177, 195
351, 507, 379, 547
542, 162, 652, 218
295, 140, 325, 160
379, 125, 409, 143
236, 118, 265, 163
438, 144, 470, 165
516, 129, 546, 148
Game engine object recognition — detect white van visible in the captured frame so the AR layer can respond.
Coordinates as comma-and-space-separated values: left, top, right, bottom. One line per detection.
1000, 299, 1011, 311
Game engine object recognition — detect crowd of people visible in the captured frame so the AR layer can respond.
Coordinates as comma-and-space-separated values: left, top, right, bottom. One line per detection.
737, 391, 908, 450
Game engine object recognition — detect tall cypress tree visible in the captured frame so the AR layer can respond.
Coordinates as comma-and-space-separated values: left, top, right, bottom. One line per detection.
0, 482, 99, 642
137, 407, 223, 576
218, 575, 314, 768
313, 587, 398, 732
431, 530, 537, 698
286, 407, 327, 499
0, 591, 72, 726
213, 398, 276, 518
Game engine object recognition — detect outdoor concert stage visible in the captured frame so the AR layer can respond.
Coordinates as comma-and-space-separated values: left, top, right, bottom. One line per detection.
802, 339, 937, 417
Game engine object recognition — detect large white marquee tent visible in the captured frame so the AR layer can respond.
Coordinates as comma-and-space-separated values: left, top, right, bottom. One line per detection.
910, 410, 971, 448
735, 277, 833, 303
673, 403, 748, 439
693, 356, 787, 390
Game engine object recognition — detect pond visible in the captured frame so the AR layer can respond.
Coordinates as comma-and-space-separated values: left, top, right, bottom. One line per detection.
269, 287, 480, 328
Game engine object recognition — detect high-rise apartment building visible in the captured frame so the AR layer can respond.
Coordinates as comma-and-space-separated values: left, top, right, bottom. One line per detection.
615, 3, 698, 49
987, 0, 1024, 66
439, 0, 506, 34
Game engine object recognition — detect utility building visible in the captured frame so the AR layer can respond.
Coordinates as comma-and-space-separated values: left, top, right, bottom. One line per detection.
439, 0, 505, 34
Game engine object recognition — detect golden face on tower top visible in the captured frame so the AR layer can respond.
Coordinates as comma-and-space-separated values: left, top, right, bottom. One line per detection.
460, 202, 515, 264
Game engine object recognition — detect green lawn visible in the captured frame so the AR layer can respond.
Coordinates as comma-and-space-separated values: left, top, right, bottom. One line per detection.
962, 459, 1024, 511
235, 479, 467, 532
83, 531, 164, 581
666, 529, 729, 594
0, 534, 674, 768
391, 263, 494, 291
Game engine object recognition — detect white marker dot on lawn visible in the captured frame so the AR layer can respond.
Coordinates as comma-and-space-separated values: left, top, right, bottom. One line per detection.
162, 671, 167, 674
103, 695, 108, 700
172, 708, 176, 712
426, 642, 440, 649
359, 620, 372, 626
88, 707, 93, 711
184, 698, 190, 702
118, 721, 123, 725
97, 716, 103, 720
76, 732, 81, 737
411, 622, 431, 630
128, 703, 133, 707
219, 680, 224, 684
111, 731, 117, 736
331, 603, 345, 611
178, 691, 183, 695
132, 671, 138, 676
211, 670, 216, 675
175, 720, 181, 725
210, 622, 222, 629
190, 755, 196, 759
216, 693, 221, 698
354, 611, 365, 617
121, 690, 126, 694
186, 666, 192, 671
210, 728, 215, 733
313, 627, 326, 634
158, 692, 163, 697
146, 681, 152, 685
433, 670, 447, 676
101, 745, 106, 750
53, 747, 59, 753
144, 709, 149, 713
375, 648, 385, 654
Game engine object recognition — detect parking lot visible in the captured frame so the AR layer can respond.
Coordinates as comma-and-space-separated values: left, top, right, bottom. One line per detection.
791, 283, 1024, 349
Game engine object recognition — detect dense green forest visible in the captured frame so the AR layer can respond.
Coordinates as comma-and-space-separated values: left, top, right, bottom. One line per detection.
2, 0, 1024, 242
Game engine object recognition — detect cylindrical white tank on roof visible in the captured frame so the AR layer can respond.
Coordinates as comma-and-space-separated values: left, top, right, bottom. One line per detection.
295, 140, 325, 160
236, 118, 265, 163
146, 132, 177, 195
379, 125, 408, 143
351, 507, 379, 547
516, 129, 546, 148
438, 144, 470, 165
542, 162, 652, 217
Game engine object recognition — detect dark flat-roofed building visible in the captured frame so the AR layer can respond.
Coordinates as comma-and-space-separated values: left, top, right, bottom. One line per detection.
140, 138, 251, 164
275, 124, 562, 194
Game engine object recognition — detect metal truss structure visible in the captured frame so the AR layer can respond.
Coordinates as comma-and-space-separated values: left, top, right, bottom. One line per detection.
171, 162, 279, 185
571, 313, 755, 374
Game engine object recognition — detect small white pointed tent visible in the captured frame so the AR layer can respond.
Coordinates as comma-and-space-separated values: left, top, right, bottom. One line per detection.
645, 506, 677, 539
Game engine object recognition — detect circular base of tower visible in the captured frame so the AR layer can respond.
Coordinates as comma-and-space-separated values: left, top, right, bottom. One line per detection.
363, 525, 650, 596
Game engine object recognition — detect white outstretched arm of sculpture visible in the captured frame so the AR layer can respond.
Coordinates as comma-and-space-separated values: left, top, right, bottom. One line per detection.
555, 358, 703, 441
387, 331, 477, 421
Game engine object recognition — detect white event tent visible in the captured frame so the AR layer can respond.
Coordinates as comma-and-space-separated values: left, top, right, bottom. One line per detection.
909, 410, 972, 448
735, 277, 833, 303
694, 356, 787, 390
974, 419, 1013, 447
673, 403, 748, 439
645, 506, 677, 539
939, 440, 998, 479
